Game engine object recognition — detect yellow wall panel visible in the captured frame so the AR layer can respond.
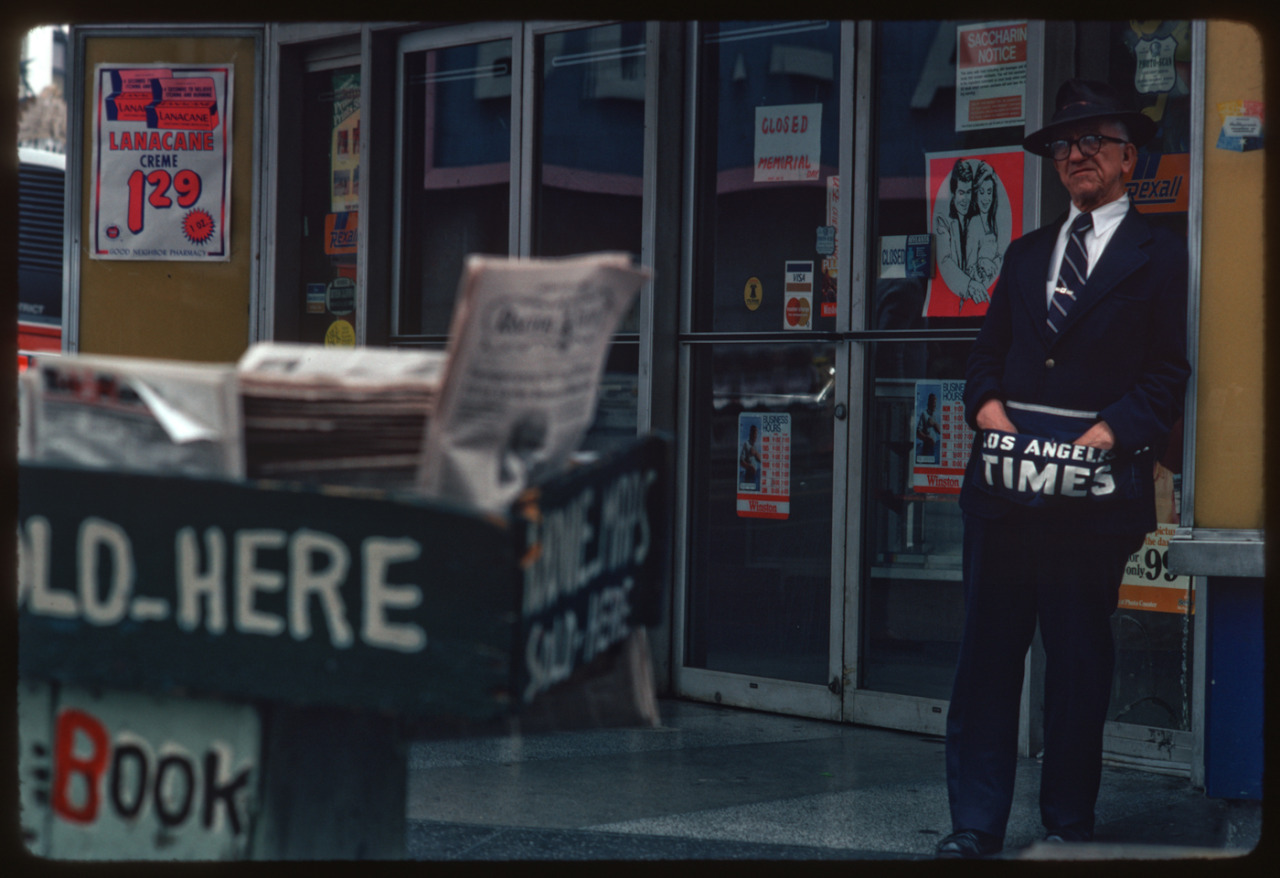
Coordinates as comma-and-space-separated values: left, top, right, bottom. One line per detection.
77, 35, 257, 363
1194, 21, 1265, 530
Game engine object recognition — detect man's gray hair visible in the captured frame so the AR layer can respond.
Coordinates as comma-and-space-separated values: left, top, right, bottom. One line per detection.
1106, 118, 1132, 142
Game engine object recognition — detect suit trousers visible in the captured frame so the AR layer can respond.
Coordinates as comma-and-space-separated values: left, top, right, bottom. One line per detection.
945, 512, 1142, 841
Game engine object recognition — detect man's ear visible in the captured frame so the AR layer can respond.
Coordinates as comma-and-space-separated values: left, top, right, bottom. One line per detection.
1121, 143, 1138, 174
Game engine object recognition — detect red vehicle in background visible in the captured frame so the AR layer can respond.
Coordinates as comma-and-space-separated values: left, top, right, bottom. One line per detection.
18, 147, 66, 371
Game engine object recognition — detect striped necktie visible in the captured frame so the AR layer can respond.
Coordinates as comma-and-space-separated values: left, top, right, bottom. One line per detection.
1047, 212, 1092, 334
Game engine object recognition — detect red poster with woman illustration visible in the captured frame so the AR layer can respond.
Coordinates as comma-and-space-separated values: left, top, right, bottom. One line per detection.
923, 147, 1023, 318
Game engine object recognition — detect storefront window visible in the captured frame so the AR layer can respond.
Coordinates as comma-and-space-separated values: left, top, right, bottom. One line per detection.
534, 23, 645, 266
397, 39, 512, 338
860, 339, 971, 698
858, 21, 1027, 697
692, 21, 841, 334
686, 342, 838, 685
535, 23, 647, 451
866, 20, 1026, 334
292, 65, 361, 346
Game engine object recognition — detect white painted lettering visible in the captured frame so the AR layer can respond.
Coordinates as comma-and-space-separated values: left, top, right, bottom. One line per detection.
235, 529, 287, 636
982, 452, 999, 485
176, 526, 227, 634
1091, 465, 1116, 497
78, 517, 134, 626
523, 612, 577, 702
1018, 460, 1058, 495
362, 537, 426, 652
288, 529, 354, 648
584, 579, 633, 662
1060, 464, 1091, 497
20, 516, 76, 617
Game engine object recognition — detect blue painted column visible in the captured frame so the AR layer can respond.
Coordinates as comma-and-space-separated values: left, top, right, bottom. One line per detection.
1204, 575, 1264, 800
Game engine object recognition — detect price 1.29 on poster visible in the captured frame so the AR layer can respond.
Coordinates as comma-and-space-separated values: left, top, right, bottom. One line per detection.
90, 63, 233, 261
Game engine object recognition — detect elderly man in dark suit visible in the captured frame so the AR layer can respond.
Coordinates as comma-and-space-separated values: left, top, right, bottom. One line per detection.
935, 79, 1191, 859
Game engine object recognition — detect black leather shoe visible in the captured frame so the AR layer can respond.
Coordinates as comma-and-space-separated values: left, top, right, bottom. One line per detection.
935, 830, 1002, 859
1044, 827, 1093, 843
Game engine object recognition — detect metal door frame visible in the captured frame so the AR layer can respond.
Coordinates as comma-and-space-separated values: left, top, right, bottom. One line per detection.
671, 20, 854, 721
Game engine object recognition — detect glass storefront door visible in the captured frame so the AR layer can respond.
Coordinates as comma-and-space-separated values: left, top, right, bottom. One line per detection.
678, 20, 846, 718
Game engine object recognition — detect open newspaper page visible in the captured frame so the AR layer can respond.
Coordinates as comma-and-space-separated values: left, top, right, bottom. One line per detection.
237, 342, 446, 489
25, 353, 244, 478
418, 253, 650, 512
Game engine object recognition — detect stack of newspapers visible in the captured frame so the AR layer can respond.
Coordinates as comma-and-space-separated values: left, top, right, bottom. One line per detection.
236, 343, 446, 490
19, 253, 649, 510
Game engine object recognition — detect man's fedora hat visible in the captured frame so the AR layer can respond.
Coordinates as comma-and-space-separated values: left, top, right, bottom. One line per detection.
1023, 78, 1157, 157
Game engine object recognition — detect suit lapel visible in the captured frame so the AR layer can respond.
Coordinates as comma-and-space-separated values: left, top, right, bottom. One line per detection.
1050, 205, 1152, 342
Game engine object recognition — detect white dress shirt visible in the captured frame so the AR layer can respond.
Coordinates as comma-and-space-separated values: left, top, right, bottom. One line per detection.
1045, 194, 1130, 308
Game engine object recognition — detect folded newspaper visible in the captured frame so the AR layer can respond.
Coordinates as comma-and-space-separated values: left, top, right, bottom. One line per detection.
20, 354, 244, 478
418, 252, 650, 512
237, 342, 446, 489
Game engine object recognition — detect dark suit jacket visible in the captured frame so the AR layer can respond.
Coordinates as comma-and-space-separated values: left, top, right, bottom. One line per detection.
959, 203, 1191, 536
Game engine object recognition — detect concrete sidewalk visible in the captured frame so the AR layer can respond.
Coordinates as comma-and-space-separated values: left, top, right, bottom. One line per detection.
403, 698, 1262, 860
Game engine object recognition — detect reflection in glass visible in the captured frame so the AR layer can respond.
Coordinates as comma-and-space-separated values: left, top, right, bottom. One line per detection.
291, 66, 361, 345
535, 24, 645, 271
536, 24, 648, 452
398, 40, 512, 337
686, 343, 837, 684
693, 21, 841, 334
859, 340, 970, 699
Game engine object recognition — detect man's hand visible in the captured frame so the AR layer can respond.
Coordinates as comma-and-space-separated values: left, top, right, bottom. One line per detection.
1074, 420, 1116, 450
974, 398, 1017, 433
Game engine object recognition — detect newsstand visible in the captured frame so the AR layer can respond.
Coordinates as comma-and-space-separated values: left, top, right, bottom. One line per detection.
18, 435, 669, 859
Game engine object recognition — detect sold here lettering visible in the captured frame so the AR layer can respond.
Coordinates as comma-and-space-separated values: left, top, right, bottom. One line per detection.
18, 516, 427, 654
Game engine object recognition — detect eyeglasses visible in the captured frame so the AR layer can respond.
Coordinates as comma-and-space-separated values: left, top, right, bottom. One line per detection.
1046, 134, 1130, 161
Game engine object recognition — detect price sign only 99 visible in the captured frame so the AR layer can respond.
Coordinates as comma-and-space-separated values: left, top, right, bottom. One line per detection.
91, 63, 233, 262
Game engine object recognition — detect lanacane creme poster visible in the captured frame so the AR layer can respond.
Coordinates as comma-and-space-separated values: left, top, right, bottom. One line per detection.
91, 63, 233, 261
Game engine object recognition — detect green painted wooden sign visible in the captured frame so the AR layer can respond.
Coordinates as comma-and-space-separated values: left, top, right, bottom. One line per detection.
18, 436, 669, 722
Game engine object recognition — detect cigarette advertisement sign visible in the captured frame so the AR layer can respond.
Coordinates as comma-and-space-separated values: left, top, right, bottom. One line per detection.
955, 21, 1027, 132
91, 64, 233, 261
737, 413, 791, 519
911, 380, 972, 495
754, 103, 822, 183
925, 147, 1023, 319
